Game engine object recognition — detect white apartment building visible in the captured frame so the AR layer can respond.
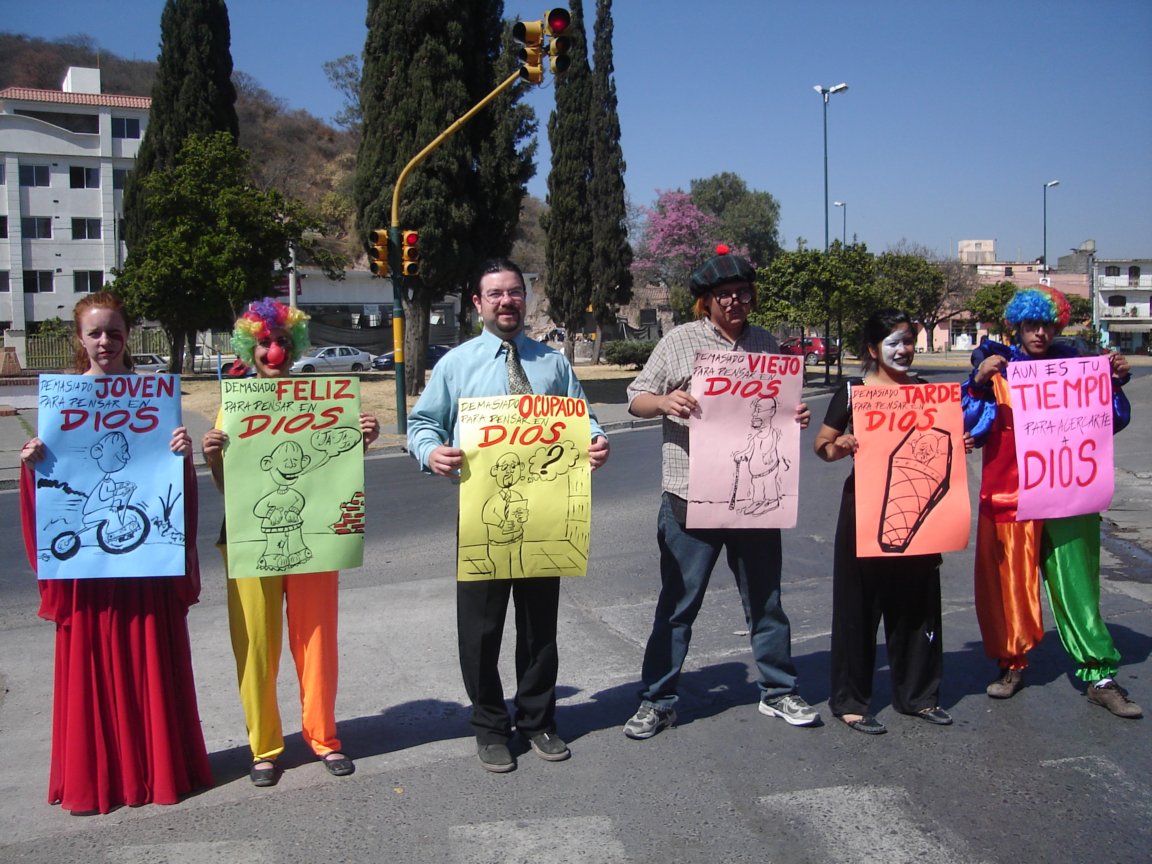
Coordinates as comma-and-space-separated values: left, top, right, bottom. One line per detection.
0, 67, 149, 331
1095, 258, 1151, 354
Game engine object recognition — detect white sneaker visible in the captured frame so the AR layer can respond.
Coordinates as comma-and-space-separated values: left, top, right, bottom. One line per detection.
623, 704, 677, 739
759, 693, 820, 726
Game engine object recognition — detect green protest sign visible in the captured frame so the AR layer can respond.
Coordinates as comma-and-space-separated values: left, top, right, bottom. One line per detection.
221, 376, 365, 577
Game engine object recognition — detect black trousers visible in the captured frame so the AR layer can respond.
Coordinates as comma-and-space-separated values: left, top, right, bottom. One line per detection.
456, 576, 560, 744
829, 481, 944, 717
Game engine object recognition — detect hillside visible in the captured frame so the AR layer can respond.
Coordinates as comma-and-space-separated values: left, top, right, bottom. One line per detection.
0, 32, 360, 264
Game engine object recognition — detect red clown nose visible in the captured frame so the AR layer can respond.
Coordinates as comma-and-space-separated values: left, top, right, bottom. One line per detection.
266, 341, 286, 367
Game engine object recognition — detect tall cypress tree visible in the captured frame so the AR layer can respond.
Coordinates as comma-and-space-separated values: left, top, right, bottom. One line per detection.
356, 0, 530, 393
588, 0, 632, 360
472, 21, 538, 263
122, 0, 238, 253
544, 0, 594, 359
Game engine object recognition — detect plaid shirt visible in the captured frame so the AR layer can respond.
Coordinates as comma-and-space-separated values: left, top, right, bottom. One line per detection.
627, 318, 781, 499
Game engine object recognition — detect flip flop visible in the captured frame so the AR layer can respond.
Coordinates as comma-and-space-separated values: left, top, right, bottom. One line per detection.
250, 760, 279, 787
321, 752, 356, 776
842, 714, 887, 735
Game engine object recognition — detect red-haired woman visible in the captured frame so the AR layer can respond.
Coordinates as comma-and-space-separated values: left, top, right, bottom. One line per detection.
19, 291, 212, 814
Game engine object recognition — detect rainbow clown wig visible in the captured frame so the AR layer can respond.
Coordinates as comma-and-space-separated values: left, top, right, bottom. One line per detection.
1003, 285, 1071, 334
231, 298, 310, 364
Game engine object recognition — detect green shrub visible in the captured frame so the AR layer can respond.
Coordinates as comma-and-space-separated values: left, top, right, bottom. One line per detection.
603, 340, 657, 369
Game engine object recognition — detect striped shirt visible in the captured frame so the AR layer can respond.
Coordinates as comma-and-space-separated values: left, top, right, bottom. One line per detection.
627, 318, 781, 499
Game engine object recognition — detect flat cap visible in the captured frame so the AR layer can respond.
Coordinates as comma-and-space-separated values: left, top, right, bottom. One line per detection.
689, 245, 756, 297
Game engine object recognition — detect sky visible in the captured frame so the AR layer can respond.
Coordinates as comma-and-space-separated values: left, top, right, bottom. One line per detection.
6, 0, 1152, 262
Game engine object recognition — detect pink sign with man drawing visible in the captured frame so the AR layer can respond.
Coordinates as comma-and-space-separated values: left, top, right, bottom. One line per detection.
687, 350, 804, 529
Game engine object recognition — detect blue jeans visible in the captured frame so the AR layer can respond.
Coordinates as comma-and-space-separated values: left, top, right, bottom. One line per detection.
639, 494, 798, 708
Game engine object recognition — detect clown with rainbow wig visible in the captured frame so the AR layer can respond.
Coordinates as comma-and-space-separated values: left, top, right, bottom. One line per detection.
962, 285, 1139, 717
202, 298, 381, 787
231, 297, 311, 373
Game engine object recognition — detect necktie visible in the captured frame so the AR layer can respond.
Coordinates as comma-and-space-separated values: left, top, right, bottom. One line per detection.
504, 339, 532, 394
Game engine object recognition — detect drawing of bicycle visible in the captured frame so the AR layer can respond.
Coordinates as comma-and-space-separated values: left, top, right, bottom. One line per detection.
50, 481, 151, 560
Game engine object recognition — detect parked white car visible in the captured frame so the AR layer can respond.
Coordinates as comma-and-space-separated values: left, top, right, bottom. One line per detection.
290, 345, 374, 374
188, 346, 239, 373
132, 353, 169, 373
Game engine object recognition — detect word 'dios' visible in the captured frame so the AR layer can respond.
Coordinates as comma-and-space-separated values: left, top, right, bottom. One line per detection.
859, 383, 961, 433
1022, 440, 1099, 490
695, 352, 803, 401
48, 374, 180, 434
478, 395, 586, 449
700, 377, 782, 399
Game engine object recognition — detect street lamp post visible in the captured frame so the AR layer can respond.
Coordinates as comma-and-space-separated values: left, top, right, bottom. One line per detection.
1086, 249, 1098, 335
1043, 179, 1060, 283
834, 200, 847, 246
815, 83, 848, 384
815, 84, 849, 251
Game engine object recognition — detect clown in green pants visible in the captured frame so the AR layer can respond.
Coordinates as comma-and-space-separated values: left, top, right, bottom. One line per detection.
1039, 514, 1121, 682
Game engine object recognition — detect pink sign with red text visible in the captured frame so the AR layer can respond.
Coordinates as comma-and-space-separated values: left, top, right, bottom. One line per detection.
687, 350, 804, 529
1009, 356, 1115, 521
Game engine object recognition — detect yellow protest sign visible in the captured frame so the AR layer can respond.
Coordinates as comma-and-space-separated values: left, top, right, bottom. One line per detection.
457, 394, 592, 580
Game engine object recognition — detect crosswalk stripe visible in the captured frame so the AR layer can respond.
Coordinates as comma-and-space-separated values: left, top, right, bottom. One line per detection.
448, 815, 627, 864
758, 785, 985, 864
1041, 754, 1146, 797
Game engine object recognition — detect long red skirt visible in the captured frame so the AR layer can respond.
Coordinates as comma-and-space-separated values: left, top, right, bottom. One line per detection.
21, 464, 213, 814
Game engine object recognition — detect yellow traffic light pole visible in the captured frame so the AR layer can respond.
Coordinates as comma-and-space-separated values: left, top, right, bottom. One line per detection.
388, 68, 523, 434
387, 8, 570, 433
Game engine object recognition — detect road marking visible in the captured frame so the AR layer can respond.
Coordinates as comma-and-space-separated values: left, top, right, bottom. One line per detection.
758, 785, 987, 864
449, 815, 627, 864
1041, 755, 1147, 798
108, 841, 274, 863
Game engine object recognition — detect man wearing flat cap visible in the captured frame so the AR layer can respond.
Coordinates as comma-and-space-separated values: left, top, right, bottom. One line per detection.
622, 246, 819, 740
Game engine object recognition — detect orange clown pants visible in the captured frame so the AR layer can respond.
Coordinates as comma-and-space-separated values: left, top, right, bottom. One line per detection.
222, 551, 342, 762
974, 514, 1044, 670
975, 512, 1120, 680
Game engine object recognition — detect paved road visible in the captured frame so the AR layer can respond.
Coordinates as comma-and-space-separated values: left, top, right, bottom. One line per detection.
0, 377, 1150, 863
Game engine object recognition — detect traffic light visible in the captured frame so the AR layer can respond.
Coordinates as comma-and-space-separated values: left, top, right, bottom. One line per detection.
513, 19, 545, 84
368, 228, 389, 276
545, 7, 571, 74
545, 7, 571, 35
548, 32, 571, 75
400, 229, 419, 278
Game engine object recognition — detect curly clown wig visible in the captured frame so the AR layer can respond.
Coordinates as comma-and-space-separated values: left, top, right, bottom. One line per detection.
1003, 285, 1071, 333
231, 298, 310, 364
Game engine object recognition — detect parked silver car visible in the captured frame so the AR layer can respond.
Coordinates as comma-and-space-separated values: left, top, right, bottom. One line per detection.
290, 345, 374, 373
132, 353, 169, 373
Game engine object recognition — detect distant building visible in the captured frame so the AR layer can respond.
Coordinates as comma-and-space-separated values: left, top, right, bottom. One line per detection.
958, 239, 996, 265
290, 267, 461, 354
0, 67, 149, 331
921, 241, 1092, 353
1094, 257, 1151, 354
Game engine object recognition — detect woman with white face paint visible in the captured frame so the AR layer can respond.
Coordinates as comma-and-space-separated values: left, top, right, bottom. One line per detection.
813, 310, 967, 735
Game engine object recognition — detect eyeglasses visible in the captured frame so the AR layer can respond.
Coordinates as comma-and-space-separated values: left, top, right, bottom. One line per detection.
481, 289, 526, 303
711, 287, 754, 307
258, 336, 293, 349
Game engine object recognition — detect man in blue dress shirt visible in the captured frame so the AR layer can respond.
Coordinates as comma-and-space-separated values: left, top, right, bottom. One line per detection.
408, 258, 610, 773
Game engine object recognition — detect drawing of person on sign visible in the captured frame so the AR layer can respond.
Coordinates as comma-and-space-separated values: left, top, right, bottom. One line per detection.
61, 431, 151, 558
482, 452, 529, 579
731, 397, 787, 516
254, 440, 312, 570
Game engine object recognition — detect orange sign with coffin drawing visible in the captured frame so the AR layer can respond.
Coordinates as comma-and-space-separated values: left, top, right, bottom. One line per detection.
850, 382, 970, 557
